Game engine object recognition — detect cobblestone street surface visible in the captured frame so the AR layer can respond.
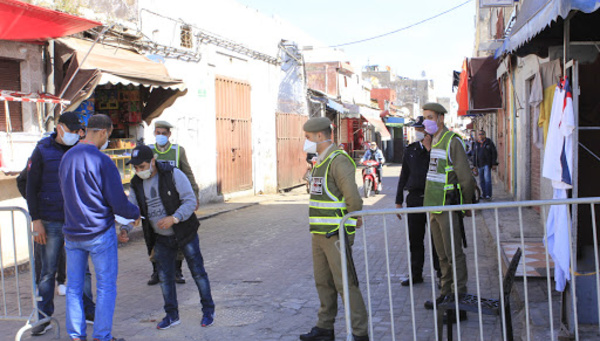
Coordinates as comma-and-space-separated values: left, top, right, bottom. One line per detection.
1, 165, 519, 341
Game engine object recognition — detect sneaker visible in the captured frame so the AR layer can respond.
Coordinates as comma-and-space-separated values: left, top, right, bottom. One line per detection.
201, 312, 215, 327
400, 276, 423, 287
147, 271, 159, 286
157, 315, 181, 330
175, 272, 186, 284
424, 295, 447, 310
57, 284, 67, 296
85, 313, 94, 325
31, 321, 52, 336
93, 338, 125, 341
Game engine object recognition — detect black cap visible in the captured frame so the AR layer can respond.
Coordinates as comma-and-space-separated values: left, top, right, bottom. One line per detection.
410, 116, 425, 128
126, 145, 154, 165
58, 112, 83, 131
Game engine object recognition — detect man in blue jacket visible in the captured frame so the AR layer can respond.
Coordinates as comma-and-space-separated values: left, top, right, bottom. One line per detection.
122, 145, 215, 330
59, 114, 140, 341
26, 112, 95, 336
360, 142, 385, 192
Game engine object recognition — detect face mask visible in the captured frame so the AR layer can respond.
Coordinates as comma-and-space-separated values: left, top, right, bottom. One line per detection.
156, 135, 169, 146
136, 164, 153, 180
370, 147, 376, 151
100, 133, 109, 151
415, 131, 425, 141
423, 119, 439, 135
59, 125, 79, 146
303, 139, 317, 154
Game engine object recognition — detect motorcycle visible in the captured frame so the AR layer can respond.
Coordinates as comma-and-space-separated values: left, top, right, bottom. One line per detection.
361, 159, 381, 198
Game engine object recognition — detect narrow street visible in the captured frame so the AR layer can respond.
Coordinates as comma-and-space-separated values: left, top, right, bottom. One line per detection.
1, 165, 511, 341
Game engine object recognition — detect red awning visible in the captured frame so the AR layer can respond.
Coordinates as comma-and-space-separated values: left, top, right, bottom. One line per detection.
0, 0, 102, 41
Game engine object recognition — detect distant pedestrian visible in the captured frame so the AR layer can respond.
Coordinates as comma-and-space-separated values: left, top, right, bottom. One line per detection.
473, 130, 498, 199
147, 120, 200, 285
26, 112, 96, 336
124, 145, 215, 330
59, 114, 140, 341
300, 117, 369, 341
360, 141, 385, 192
395, 116, 441, 287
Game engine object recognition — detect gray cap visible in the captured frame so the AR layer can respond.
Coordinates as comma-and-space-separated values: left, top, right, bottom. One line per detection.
154, 120, 174, 129
422, 102, 447, 114
410, 116, 425, 128
303, 117, 332, 132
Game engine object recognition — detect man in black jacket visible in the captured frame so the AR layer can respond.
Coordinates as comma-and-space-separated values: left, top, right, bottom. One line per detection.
473, 130, 498, 200
122, 145, 215, 330
395, 116, 440, 286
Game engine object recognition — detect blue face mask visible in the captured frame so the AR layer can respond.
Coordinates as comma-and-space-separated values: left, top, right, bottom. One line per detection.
155, 135, 169, 146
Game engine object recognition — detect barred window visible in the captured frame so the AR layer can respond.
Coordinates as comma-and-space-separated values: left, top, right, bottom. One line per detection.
180, 25, 192, 49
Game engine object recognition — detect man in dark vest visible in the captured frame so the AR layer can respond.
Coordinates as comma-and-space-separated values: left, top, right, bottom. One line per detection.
26, 112, 95, 336
147, 120, 200, 285
123, 145, 215, 330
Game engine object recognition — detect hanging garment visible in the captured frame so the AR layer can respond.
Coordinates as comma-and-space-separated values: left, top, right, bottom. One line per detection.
529, 71, 544, 149
545, 188, 571, 292
542, 78, 574, 189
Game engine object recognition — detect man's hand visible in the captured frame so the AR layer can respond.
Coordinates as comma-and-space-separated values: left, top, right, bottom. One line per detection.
32, 220, 47, 245
195, 200, 200, 211
422, 134, 432, 151
157, 216, 176, 230
118, 230, 129, 243
134, 217, 142, 227
395, 204, 403, 220
356, 217, 363, 228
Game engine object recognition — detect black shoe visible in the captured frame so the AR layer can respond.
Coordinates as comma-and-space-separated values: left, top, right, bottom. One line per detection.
31, 321, 52, 336
443, 310, 468, 324
401, 276, 423, 287
175, 272, 186, 284
353, 334, 369, 341
424, 295, 446, 310
147, 271, 159, 286
299, 326, 334, 341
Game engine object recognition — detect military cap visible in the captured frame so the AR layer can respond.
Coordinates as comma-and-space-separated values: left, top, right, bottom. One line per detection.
303, 117, 332, 132
154, 120, 174, 129
422, 102, 447, 114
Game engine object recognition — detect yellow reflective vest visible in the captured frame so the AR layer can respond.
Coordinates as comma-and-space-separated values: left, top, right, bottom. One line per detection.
424, 131, 463, 213
308, 150, 358, 234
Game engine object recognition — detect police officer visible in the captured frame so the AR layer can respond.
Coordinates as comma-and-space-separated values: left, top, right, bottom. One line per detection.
147, 120, 200, 285
299, 117, 369, 341
421, 103, 475, 323
395, 116, 440, 287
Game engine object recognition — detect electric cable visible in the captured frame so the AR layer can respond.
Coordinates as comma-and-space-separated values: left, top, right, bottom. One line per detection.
329, 0, 473, 48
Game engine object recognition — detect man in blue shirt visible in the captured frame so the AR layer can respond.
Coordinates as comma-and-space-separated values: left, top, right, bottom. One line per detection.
360, 142, 385, 192
59, 114, 140, 341
26, 112, 95, 336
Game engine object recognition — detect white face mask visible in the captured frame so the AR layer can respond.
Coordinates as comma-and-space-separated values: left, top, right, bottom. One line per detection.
59, 125, 79, 146
100, 135, 109, 151
415, 131, 425, 141
155, 135, 169, 146
136, 164, 153, 180
303, 138, 331, 154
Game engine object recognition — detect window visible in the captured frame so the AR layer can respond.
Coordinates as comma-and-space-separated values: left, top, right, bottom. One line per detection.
180, 25, 193, 49
0, 58, 22, 132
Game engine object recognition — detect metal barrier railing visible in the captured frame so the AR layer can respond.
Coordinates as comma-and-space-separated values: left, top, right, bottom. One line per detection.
338, 197, 600, 341
0, 206, 59, 340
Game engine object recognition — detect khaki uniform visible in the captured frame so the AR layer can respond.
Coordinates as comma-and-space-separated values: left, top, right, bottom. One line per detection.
310, 144, 368, 336
426, 127, 475, 295
152, 142, 200, 198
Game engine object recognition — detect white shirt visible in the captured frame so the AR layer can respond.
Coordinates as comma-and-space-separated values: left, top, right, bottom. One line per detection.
542, 80, 575, 189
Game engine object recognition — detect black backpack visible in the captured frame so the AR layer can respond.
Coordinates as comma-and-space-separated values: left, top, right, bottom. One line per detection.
16, 159, 31, 199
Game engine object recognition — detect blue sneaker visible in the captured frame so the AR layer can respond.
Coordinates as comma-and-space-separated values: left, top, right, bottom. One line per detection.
156, 315, 181, 330
201, 313, 214, 327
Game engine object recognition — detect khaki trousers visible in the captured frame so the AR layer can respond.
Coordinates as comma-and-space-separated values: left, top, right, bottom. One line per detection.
430, 211, 468, 295
312, 233, 368, 336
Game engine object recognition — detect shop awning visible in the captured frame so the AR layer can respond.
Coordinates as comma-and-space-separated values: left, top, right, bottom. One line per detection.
502, 0, 600, 54
456, 59, 469, 116
326, 99, 349, 115
0, 0, 101, 41
0, 90, 70, 104
385, 116, 404, 128
359, 106, 391, 141
55, 38, 187, 123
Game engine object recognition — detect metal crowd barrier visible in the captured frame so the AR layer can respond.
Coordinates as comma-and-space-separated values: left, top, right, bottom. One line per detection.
0, 206, 59, 340
338, 197, 600, 341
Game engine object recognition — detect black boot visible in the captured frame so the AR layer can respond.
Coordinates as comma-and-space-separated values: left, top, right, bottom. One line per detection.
299, 326, 334, 341
147, 262, 159, 286
443, 310, 468, 324
353, 334, 369, 341
424, 294, 446, 310
175, 260, 186, 284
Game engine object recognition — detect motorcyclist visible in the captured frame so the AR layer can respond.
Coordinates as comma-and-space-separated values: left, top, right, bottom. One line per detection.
360, 142, 385, 191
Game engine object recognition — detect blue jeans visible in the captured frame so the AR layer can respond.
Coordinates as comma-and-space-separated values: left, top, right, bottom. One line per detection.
478, 165, 493, 198
154, 234, 215, 319
37, 221, 94, 320
65, 227, 118, 341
